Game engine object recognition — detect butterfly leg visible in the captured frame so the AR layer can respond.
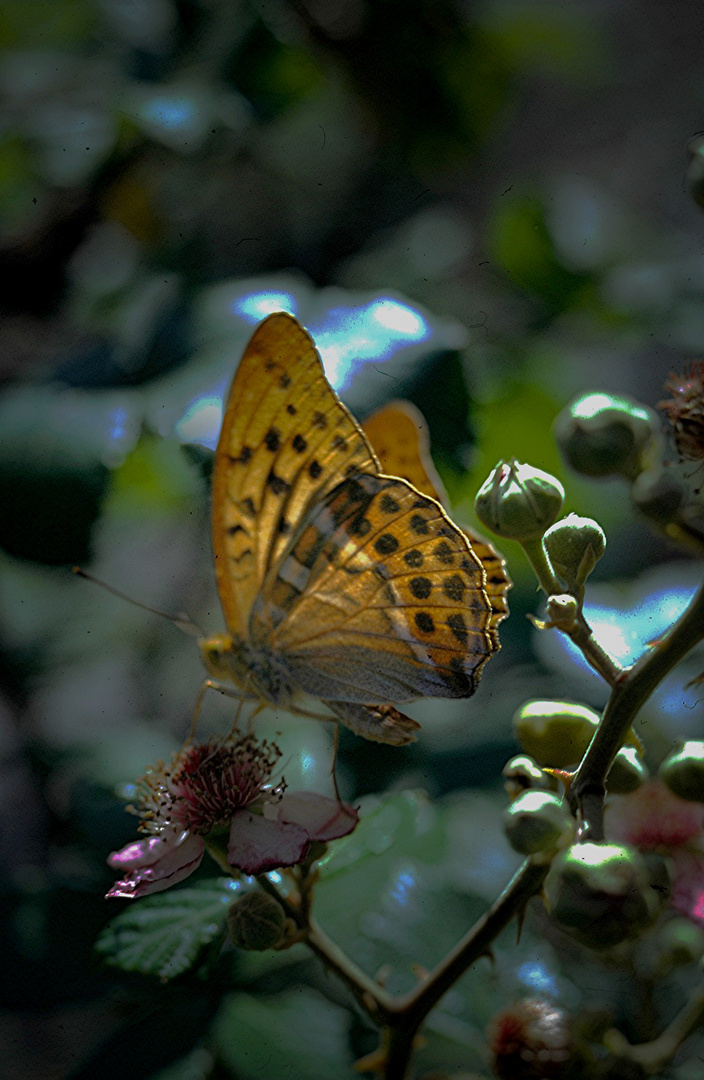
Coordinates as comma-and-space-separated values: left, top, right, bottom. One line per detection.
325, 701, 421, 746
188, 678, 255, 742
330, 721, 342, 802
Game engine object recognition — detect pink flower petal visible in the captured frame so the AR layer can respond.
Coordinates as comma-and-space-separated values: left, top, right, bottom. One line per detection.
106, 832, 204, 899
668, 848, 704, 924
607, 780, 704, 850
276, 791, 359, 842
107, 829, 187, 870
228, 810, 310, 874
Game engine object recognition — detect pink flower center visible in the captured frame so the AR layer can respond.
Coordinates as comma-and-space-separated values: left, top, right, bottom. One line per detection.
135, 736, 281, 835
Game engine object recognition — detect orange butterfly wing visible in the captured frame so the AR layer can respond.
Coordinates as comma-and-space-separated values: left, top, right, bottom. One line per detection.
211, 313, 377, 639
362, 400, 511, 631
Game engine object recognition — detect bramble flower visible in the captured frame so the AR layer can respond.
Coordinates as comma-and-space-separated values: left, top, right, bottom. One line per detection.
606, 778, 704, 925
107, 735, 358, 899
659, 363, 704, 462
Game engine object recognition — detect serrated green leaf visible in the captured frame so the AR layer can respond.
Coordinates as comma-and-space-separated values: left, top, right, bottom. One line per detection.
213, 988, 353, 1080
95, 878, 241, 980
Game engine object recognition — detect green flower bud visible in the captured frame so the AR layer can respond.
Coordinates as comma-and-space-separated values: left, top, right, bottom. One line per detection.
502, 754, 555, 798
659, 741, 704, 802
658, 917, 704, 968
687, 136, 704, 210
553, 392, 658, 481
543, 514, 606, 590
606, 745, 648, 794
503, 790, 573, 856
544, 843, 662, 949
513, 700, 600, 769
227, 890, 287, 951
631, 466, 686, 525
475, 459, 565, 541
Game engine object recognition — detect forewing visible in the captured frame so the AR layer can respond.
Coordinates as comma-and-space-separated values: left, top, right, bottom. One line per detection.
251, 472, 497, 702
363, 399, 511, 631
212, 312, 378, 637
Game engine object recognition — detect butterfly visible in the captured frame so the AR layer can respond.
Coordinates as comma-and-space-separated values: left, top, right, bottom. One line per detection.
199, 312, 501, 745
361, 399, 510, 632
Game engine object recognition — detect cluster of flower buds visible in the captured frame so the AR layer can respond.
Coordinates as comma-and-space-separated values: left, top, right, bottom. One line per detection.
551, 385, 704, 544
475, 458, 607, 604
659, 740, 704, 803
544, 842, 668, 949
511, 699, 646, 793
501, 700, 647, 862
553, 392, 660, 482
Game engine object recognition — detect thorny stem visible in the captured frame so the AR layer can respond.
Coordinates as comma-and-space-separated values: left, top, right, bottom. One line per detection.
381, 858, 550, 1080
258, 857, 550, 1080
605, 980, 704, 1074
569, 577, 704, 838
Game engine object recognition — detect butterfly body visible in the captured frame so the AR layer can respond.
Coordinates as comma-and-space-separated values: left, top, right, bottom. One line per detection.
200, 633, 298, 709
205, 312, 501, 744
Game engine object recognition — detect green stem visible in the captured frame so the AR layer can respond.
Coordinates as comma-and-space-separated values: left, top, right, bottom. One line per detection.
567, 614, 622, 686
521, 535, 622, 685
521, 535, 563, 594
306, 917, 396, 1023
570, 578, 704, 837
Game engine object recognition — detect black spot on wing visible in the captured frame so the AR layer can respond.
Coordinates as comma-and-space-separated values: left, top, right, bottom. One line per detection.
380, 493, 400, 514
292, 433, 307, 453
415, 612, 434, 634
267, 471, 289, 495
374, 533, 399, 555
434, 540, 454, 565
230, 446, 252, 465
265, 428, 281, 452
410, 514, 430, 536
309, 460, 323, 479
349, 515, 371, 537
410, 576, 432, 599
443, 574, 466, 602
447, 613, 468, 645
404, 549, 423, 568
449, 656, 473, 693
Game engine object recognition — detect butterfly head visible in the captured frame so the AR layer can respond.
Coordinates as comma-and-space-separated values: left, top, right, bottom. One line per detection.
199, 632, 241, 682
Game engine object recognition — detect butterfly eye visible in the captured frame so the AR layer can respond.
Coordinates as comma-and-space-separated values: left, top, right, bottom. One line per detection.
199, 635, 231, 677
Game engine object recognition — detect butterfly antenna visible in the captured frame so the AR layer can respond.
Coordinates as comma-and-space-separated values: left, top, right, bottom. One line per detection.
72, 566, 204, 637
